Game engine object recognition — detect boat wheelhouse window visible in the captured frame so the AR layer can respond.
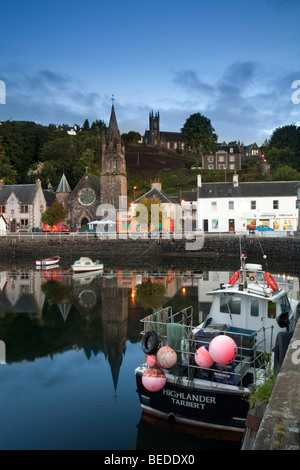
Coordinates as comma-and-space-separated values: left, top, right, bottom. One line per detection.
268, 301, 276, 318
220, 295, 241, 314
250, 298, 259, 317
280, 294, 291, 315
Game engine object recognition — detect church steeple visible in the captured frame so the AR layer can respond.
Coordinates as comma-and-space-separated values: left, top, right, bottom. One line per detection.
100, 100, 127, 209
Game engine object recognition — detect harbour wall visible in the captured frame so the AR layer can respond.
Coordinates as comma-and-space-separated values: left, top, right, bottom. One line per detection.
0, 235, 300, 274
247, 318, 300, 451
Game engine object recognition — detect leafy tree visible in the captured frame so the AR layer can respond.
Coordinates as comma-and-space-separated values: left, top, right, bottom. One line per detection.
91, 119, 107, 135
82, 119, 90, 131
266, 124, 300, 171
134, 196, 166, 231
41, 201, 68, 230
136, 281, 166, 309
0, 136, 17, 183
73, 148, 95, 181
122, 131, 142, 143
272, 165, 300, 181
181, 113, 218, 163
41, 280, 69, 304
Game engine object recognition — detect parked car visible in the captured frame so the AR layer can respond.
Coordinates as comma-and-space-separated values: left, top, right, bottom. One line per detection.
256, 225, 274, 231
42, 222, 70, 233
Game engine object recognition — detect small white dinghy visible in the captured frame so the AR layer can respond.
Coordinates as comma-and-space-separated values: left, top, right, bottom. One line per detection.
36, 256, 60, 267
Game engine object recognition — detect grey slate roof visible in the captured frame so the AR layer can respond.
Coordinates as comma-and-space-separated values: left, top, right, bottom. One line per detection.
56, 173, 72, 193
180, 190, 197, 202
43, 189, 56, 206
198, 181, 299, 199
0, 184, 37, 204
134, 187, 179, 204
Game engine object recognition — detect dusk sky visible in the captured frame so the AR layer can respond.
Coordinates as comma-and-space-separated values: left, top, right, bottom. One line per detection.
0, 0, 299, 145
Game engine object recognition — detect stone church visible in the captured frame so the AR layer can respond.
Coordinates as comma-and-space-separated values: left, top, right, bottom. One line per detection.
143, 111, 185, 151
56, 103, 127, 231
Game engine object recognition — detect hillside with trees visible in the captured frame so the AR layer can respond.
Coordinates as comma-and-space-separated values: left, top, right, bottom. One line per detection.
0, 118, 299, 201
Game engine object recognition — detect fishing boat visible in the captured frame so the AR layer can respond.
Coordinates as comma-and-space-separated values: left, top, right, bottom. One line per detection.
71, 257, 103, 273
135, 252, 299, 437
36, 255, 60, 267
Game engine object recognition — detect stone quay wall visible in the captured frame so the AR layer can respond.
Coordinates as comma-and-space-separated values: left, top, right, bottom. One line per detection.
0, 235, 299, 273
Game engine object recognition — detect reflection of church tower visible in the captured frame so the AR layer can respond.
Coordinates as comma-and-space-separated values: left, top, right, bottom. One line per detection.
101, 277, 128, 394
100, 101, 127, 210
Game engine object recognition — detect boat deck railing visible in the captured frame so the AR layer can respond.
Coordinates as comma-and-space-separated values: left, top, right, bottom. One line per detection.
140, 306, 274, 388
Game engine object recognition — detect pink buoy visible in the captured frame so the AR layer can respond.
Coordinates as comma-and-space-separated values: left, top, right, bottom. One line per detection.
209, 335, 237, 365
156, 346, 177, 369
142, 368, 166, 392
195, 346, 214, 368
146, 354, 160, 368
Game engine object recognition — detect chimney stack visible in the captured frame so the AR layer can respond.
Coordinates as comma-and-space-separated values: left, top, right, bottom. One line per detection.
151, 178, 162, 191
197, 174, 202, 188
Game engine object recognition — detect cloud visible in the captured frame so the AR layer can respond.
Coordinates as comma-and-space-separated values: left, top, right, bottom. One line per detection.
172, 60, 300, 143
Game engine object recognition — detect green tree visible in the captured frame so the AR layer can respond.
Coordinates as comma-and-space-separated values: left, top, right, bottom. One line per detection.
41, 202, 68, 230
134, 196, 166, 231
266, 124, 300, 171
122, 131, 142, 143
73, 148, 95, 181
181, 113, 218, 163
272, 165, 300, 181
0, 136, 17, 183
82, 119, 90, 131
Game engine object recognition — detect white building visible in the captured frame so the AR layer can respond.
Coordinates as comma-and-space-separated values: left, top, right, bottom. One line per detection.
0, 179, 55, 232
0, 214, 6, 235
197, 173, 299, 234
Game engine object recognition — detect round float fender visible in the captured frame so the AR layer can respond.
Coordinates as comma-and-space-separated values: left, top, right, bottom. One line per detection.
265, 272, 279, 291
141, 330, 159, 355
229, 270, 240, 285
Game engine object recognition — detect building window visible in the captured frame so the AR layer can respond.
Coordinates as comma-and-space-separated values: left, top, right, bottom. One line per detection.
229, 155, 235, 162
211, 201, 217, 211
0, 205, 5, 213
21, 205, 28, 213
273, 200, 279, 209
229, 164, 235, 170
296, 200, 299, 209
228, 201, 234, 210
251, 200, 256, 210
208, 164, 214, 170
20, 219, 28, 228
212, 219, 218, 229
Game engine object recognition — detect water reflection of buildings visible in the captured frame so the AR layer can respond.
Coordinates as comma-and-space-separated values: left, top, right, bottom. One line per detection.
0, 270, 45, 317
0, 268, 298, 393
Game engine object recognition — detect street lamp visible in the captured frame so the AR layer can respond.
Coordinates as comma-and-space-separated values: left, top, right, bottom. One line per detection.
133, 186, 137, 202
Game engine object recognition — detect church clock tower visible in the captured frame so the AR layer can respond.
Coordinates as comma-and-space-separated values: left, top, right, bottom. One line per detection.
100, 101, 127, 210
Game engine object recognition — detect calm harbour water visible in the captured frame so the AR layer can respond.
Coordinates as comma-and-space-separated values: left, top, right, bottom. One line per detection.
0, 260, 298, 451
